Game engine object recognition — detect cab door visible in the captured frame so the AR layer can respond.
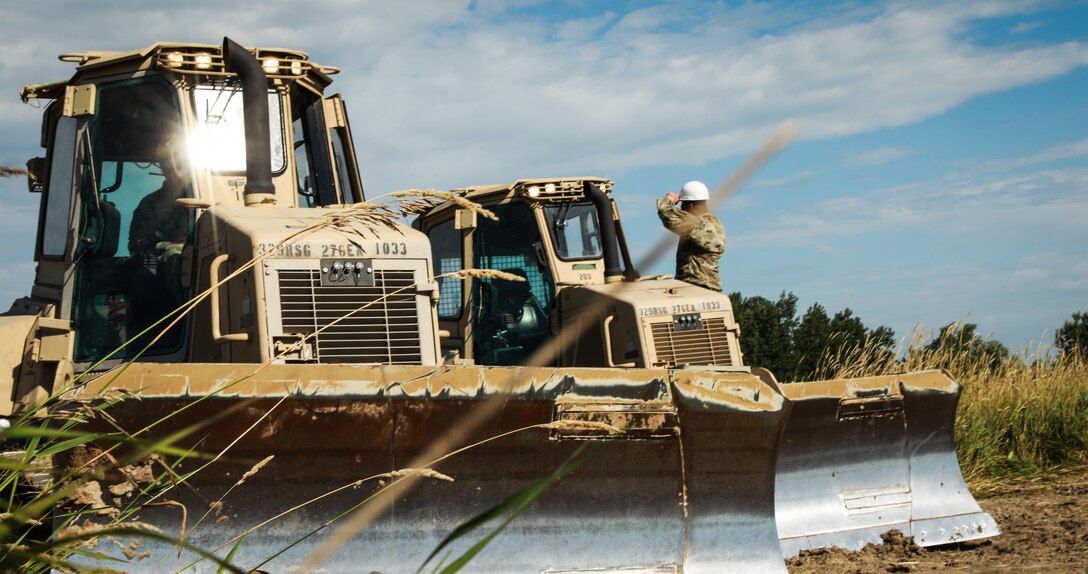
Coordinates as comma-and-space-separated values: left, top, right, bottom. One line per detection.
62, 76, 193, 365
469, 201, 556, 365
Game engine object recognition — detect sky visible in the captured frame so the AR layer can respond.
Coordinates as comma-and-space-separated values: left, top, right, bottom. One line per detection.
0, 0, 1085, 353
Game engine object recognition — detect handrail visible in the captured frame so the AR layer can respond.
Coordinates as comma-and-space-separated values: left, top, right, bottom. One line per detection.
602, 315, 635, 368
209, 253, 249, 344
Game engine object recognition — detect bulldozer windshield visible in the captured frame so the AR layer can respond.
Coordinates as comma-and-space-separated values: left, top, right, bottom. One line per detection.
543, 201, 603, 261
189, 83, 286, 174
472, 201, 555, 365
70, 76, 190, 364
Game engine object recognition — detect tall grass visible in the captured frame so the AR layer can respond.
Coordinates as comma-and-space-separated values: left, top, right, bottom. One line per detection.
954, 350, 1088, 486
820, 328, 1088, 487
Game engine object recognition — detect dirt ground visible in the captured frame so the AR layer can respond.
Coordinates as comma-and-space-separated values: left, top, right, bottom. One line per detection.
787, 468, 1088, 573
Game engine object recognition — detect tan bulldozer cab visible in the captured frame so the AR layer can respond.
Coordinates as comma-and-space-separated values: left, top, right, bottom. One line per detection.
2, 40, 442, 414
413, 177, 745, 369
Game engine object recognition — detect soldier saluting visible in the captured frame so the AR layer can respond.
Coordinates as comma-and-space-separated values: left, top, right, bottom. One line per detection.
656, 181, 726, 291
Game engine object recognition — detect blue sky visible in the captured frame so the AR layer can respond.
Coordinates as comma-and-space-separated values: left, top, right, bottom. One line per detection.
0, 0, 1085, 352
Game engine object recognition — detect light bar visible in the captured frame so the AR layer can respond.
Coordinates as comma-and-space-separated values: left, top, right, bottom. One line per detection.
517, 179, 612, 201
157, 50, 308, 77
165, 52, 184, 68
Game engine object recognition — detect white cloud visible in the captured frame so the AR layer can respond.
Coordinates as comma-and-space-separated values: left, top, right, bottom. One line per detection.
1011, 21, 1041, 34
844, 147, 917, 167
954, 138, 1088, 174
1012, 268, 1049, 281
752, 169, 818, 188
2, 2, 1086, 194
737, 165, 1088, 248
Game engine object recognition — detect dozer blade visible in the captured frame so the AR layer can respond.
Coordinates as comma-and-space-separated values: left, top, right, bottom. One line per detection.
774, 369, 999, 556
60, 364, 789, 573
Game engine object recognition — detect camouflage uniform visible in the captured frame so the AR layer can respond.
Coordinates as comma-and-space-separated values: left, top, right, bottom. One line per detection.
656, 195, 726, 291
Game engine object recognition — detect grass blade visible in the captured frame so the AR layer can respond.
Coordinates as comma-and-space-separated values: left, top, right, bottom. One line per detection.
418, 444, 588, 574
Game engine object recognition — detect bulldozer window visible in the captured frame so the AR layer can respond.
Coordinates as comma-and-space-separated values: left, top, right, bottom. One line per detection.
69, 76, 190, 364
293, 124, 316, 207
544, 201, 603, 261
428, 218, 463, 319
291, 94, 340, 207
189, 84, 286, 174
472, 202, 554, 365
39, 104, 74, 259
327, 98, 364, 203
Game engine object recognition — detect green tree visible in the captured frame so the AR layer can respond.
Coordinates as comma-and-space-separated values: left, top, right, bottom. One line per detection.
1055, 311, 1088, 360
792, 303, 831, 381
926, 322, 1009, 371
801, 307, 896, 380
828, 308, 868, 354
729, 291, 798, 378
730, 294, 897, 382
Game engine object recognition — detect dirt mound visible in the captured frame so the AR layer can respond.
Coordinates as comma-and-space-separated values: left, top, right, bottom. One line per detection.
787, 530, 927, 573
788, 469, 1088, 573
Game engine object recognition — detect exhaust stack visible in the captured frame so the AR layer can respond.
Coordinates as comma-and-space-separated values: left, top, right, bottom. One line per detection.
584, 181, 623, 282
222, 37, 275, 204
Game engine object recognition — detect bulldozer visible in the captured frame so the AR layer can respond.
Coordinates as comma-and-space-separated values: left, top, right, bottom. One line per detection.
0, 38, 997, 573
410, 178, 1000, 557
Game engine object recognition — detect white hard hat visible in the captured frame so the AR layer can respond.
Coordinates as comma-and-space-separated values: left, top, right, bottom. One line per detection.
678, 181, 709, 202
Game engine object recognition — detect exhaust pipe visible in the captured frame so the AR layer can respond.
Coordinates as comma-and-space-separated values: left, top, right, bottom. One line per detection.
222, 37, 275, 202
584, 181, 623, 282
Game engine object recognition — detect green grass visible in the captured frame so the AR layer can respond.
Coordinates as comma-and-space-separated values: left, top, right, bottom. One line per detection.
954, 351, 1088, 487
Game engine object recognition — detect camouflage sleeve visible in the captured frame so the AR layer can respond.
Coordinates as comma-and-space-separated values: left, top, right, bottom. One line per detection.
656, 195, 697, 235
687, 219, 726, 255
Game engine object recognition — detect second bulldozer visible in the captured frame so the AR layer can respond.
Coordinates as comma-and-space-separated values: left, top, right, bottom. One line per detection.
1, 37, 996, 573
411, 176, 1000, 557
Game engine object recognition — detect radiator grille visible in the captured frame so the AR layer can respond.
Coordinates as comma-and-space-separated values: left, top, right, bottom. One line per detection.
277, 269, 422, 364
650, 316, 733, 367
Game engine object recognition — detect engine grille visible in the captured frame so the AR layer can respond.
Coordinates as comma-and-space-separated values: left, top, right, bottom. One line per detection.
277, 269, 422, 364
650, 316, 734, 367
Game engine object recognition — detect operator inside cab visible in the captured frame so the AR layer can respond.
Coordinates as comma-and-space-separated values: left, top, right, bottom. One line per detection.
128, 137, 189, 261
656, 181, 726, 291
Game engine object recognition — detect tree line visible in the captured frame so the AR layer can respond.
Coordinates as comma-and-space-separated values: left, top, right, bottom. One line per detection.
728, 291, 1087, 383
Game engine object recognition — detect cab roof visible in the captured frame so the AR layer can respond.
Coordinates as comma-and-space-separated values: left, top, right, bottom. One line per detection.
21, 41, 338, 101
422, 176, 614, 219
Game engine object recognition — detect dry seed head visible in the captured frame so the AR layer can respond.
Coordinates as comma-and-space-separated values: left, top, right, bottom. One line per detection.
379, 468, 455, 482
0, 514, 42, 526
392, 189, 498, 220
0, 166, 31, 178
321, 202, 402, 233
542, 420, 624, 434
395, 198, 442, 216
58, 519, 162, 539
445, 268, 526, 282
234, 455, 274, 487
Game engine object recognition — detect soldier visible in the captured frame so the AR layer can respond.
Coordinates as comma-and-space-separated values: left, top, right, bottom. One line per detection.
128, 138, 189, 261
656, 180, 726, 291
125, 136, 191, 332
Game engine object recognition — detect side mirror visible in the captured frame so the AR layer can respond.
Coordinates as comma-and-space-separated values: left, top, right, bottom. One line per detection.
26, 157, 46, 193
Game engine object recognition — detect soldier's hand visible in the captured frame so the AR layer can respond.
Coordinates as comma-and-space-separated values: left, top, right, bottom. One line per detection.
155, 241, 185, 257
666, 192, 680, 203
